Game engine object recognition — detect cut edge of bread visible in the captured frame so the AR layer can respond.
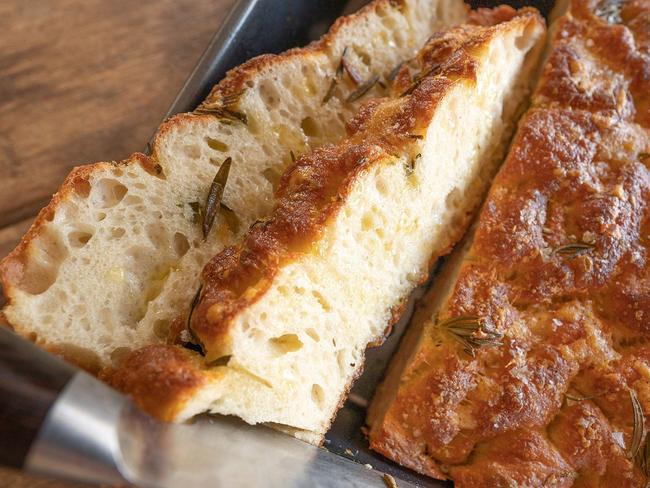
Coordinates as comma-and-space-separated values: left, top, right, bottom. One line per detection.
0, 0, 469, 372
109, 9, 546, 442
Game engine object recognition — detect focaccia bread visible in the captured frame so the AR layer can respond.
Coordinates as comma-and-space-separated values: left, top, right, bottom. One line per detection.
110, 8, 545, 443
0, 0, 469, 372
368, 0, 650, 485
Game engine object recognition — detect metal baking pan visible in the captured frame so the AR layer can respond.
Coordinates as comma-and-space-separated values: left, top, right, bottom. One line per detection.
0, 0, 554, 486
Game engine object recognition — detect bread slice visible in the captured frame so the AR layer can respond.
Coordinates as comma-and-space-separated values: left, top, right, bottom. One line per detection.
0, 0, 469, 372
368, 0, 650, 483
109, 9, 545, 443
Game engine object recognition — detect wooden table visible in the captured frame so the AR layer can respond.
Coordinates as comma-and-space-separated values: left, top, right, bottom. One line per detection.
0, 0, 233, 486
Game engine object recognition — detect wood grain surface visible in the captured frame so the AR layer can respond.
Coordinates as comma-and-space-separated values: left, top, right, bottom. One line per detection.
0, 0, 234, 486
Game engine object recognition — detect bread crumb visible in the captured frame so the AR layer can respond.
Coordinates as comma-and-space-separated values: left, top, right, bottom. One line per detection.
383, 473, 399, 488
364, 463, 373, 470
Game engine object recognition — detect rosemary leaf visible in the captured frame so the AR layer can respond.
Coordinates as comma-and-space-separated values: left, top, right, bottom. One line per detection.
636, 430, 650, 478
220, 90, 246, 107
408, 134, 423, 140
194, 106, 248, 125
629, 388, 646, 459
203, 157, 232, 239
290, 150, 296, 163
554, 242, 595, 258
222, 108, 248, 124
346, 75, 380, 103
387, 61, 405, 83
342, 54, 363, 85
322, 77, 338, 105
437, 315, 503, 357
187, 284, 203, 330
337, 47, 348, 77
400, 63, 440, 97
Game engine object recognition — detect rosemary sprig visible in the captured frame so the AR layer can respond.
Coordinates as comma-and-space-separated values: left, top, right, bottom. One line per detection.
220, 90, 246, 106
437, 315, 503, 357
629, 388, 646, 460
194, 106, 248, 124
203, 157, 232, 239
554, 242, 595, 258
346, 75, 380, 103
322, 47, 348, 105
182, 284, 205, 355
194, 90, 247, 124
322, 79, 338, 105
387, 61, 405, 83
400, 63, 440, 97
342, 53, 363, 85
337, 47, 348, 77
187, 284, 203, 330
636, 433, 650, 481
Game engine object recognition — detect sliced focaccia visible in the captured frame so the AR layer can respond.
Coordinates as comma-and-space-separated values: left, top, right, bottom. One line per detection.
0, 0, 468, 371
368, 0, 650, 484
110, 8, 545, 443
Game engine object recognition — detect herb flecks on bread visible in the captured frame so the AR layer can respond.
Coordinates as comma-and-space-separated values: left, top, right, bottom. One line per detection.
368, 0, 650, 484
111, 8, 545, 442
0, 0, 469, 372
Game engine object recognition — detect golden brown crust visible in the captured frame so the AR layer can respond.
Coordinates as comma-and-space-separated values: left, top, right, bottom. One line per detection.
0, 0, 464, 370
103, 344, 207, 421
369, 0, 650, 485
190, 10, 538, 359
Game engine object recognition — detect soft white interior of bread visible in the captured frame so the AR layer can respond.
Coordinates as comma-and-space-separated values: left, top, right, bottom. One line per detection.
175, 20, 543, 437
2, 0, 468, 368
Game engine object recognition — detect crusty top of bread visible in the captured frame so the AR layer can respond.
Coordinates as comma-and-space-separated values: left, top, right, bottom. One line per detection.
107, 7, 545, 437
189, 7, 544, 360
0, 0, 468, 371
368, 0, 650, 484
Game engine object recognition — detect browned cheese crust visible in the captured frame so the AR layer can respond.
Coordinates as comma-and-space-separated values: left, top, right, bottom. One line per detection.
190, 7, 538, 359
108, 7, 543, 420
369, 0, 650, 486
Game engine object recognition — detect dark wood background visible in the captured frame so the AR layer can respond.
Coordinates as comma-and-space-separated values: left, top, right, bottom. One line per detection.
0, 0, 233, 486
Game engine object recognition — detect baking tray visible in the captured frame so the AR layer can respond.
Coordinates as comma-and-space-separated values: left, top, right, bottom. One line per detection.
159, 0, 555, 486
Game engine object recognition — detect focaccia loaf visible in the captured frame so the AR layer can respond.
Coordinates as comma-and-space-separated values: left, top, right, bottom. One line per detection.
110, 8, 545, 443
368, 0, 650, 485
0, 0, 468, 372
